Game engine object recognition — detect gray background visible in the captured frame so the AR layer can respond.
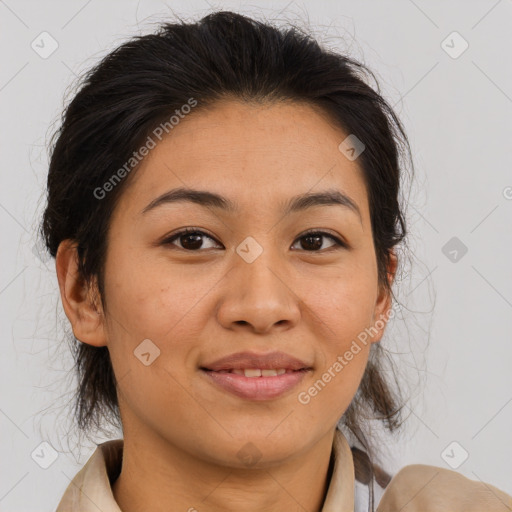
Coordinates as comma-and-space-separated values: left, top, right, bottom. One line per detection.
1, 0, 511, 510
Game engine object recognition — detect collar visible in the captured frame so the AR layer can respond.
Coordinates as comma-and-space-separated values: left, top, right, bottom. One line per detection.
56, 428, 355, 511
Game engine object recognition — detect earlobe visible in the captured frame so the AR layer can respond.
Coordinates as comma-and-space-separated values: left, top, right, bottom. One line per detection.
55, 239, 107, 347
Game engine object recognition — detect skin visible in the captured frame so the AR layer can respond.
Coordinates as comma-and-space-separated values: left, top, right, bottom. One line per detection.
56, 99, 397, 512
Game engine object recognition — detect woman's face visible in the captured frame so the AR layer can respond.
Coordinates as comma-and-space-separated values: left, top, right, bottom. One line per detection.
74, 100, 395, 466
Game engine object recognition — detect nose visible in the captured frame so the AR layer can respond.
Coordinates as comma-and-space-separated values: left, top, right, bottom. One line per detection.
216, 246, 301, 334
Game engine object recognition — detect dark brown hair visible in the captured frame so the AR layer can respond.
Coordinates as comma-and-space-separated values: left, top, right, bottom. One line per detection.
40, 10, 412, 509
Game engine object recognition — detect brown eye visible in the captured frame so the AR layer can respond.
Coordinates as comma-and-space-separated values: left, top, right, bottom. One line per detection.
291, 231, 346, 252
163, 229, 221, 251
162, 228, 346, 252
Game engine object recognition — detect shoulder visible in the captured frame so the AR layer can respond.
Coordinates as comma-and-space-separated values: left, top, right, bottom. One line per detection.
377, 463, 512, 511
55, 439, 123, 512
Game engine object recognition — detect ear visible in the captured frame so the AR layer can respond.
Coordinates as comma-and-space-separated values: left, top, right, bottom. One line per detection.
55, 239, 107, 347
368, 249, 398, 344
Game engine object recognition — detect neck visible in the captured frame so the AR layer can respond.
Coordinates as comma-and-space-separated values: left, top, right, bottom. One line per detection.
112, 428, 336, 512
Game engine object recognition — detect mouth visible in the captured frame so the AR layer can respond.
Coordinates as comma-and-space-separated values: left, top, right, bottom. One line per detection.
201, 368, 304, 377
200, 368, 311, 401
199, 351, 313, 401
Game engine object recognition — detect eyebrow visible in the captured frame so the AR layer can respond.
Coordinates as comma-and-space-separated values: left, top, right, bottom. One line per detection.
141, 186, 362, 221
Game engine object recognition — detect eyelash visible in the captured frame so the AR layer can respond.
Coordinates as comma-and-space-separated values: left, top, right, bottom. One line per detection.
161, 227, 347, 252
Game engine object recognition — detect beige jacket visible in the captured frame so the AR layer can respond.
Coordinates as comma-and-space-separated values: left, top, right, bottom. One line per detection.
56, 429, 511, 511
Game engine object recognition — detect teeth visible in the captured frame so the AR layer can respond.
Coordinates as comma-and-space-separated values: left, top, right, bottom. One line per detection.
211, 368, 293, 376
227, 368, 290, 377
244, 369, 261, 377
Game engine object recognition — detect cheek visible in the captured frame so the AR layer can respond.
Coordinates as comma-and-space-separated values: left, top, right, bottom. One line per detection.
305, 268, 377, 341
101, 259, 208, 428
295, 270, 376, 416
103, 247, 215, 342
101, 249, 220, 410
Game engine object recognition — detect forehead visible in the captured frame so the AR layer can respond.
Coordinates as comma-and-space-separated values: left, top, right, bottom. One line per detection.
115, 99, 369, 223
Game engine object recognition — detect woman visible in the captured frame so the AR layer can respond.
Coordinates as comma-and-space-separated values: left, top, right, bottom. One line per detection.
42, 11, 511, 512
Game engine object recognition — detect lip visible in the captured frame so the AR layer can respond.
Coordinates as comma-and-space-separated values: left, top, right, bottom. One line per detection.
201, 368, 311, 401
201, 350, 312, 372
200, 351, 313, 401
